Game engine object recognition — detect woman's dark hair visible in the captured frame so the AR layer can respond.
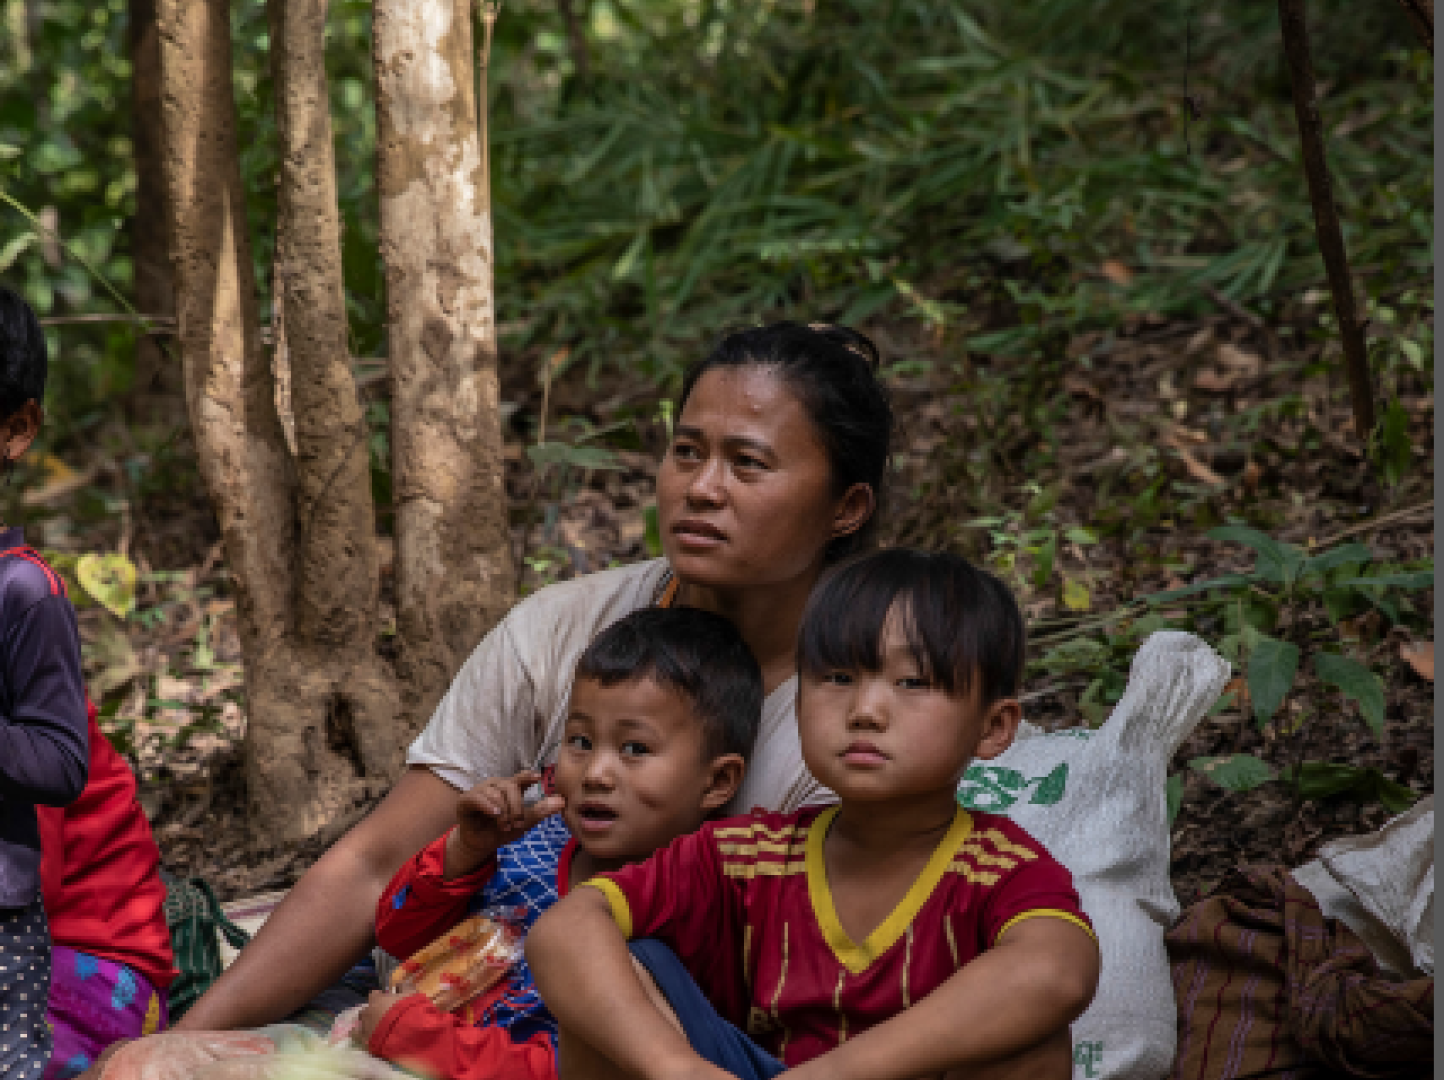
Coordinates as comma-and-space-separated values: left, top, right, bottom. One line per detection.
798, 548, 1026, 707
0, 285, 47, 421
677, 321, 893, 562
575, 606, 764, 762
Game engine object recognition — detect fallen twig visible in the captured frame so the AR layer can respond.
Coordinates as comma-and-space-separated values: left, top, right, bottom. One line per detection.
1313, 499, 1434, 549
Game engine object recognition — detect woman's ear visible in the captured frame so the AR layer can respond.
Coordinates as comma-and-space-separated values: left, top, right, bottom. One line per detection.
700, 754, 746, 814
974, 697, 1022, 761
831, 483, 875, 541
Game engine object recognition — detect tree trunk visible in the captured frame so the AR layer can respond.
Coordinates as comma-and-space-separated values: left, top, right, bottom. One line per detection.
374, 0, 515, 733
127, 0, 181, 420
258, 0, 405, 837
155, 0, 300, 832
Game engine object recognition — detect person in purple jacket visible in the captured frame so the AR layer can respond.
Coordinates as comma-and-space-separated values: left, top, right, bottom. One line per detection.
0, 285, 90, 1080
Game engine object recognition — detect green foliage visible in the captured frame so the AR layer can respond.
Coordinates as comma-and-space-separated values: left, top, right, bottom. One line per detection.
2, 0, 1431, 422
1034, 525, 1429, 810
1246, 635, 1300, 724
1279, 762, 1418, 813
1188, 754, 1274, 794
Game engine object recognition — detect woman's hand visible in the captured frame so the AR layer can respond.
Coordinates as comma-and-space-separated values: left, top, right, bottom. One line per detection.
355, 990, 407, 1048
444, 770, 565, 879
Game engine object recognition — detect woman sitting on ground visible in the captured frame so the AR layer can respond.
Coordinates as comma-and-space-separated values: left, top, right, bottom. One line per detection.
175, 320, 894, 1033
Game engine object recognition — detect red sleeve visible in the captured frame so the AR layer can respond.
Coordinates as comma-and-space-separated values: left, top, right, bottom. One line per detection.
584, 820, 751, 1022
981, 833, 1093, 947
583, 821, 730, 949
369, 994, 555, 1080
376, 831, 497, 963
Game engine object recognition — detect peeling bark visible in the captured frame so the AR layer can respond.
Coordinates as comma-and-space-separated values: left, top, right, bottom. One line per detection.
375, 0, 514, 729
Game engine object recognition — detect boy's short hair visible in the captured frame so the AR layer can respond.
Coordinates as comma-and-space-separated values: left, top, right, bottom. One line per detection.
799, 548, 1025, 706
0, 285, 47, 420
575, 606, 764, 761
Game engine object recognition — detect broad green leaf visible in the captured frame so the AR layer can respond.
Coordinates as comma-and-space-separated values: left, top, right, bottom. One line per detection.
1061, 576, 1091, 612
1142, 573, 1251, 603
76, 553, 137, 619
1030, 532, 1057, 588
1246, 634, 1299, 724
1339, 571, 1434, 590
0, 232, 34, 272
1188, 753, 1274, 792
1302, 543, 1373, 580
1209, 525, 1305, 587
1064, 526, 1098, 546
1281, 762, 1418, 811
1165, 773, 1184, 825
1312, 652, 1386, 733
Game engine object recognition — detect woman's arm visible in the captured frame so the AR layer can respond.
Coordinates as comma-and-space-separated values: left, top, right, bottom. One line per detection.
786, 918, 1099, 1080
528, 889, 731, 1080
175, 767, 461, 1031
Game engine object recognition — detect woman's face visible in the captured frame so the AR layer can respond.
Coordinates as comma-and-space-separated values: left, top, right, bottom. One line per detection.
656, 365, 868, 590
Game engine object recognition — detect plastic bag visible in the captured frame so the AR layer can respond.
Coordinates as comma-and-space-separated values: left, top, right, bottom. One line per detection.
385, 909, 524, 1014
95, 1031, 276, 1080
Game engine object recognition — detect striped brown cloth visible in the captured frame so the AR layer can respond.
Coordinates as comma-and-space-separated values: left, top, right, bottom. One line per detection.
1166, 866, 1433, 1079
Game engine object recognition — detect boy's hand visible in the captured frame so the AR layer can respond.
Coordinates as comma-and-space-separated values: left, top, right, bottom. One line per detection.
444, 770, 565, 879
355, 989, 407, 1048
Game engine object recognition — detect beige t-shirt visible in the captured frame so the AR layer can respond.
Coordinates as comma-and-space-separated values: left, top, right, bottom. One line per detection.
406, 559, 827, 814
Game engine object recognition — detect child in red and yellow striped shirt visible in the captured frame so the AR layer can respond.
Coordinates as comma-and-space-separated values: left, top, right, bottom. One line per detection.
529, 549, 1100, 1080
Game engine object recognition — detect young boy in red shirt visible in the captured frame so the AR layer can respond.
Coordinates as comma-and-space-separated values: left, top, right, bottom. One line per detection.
352, 606, 764, 1080
529, 549, 1101, 1080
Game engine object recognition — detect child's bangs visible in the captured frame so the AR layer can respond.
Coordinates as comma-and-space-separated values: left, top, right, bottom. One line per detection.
799, 556, 977, 697
798, 549, 1025, 703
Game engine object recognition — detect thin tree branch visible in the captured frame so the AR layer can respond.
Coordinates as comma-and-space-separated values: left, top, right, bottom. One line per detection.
1394, 0, 1433, 53
1277, 0, 1377, 446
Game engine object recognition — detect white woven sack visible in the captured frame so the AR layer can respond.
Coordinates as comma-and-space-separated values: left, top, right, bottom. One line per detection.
958, 630, 1230, 1080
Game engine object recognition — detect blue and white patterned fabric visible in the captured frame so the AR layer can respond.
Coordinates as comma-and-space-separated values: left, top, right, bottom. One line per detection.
392, 814, 574, 1048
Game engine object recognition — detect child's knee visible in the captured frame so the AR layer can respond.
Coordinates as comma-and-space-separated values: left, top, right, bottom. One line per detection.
555, 957, 684, 1080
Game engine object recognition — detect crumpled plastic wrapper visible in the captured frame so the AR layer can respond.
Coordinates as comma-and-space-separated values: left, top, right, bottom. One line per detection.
386, 911, 523, 1014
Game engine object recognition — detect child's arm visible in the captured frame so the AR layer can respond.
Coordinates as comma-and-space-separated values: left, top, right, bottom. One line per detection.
359, 990, 557, 1080
528, 888, 735, 1080
786, 918, 1098, 1080
0, 594, 89, 806
376, 833, 497, 962
376, 770, 564, 961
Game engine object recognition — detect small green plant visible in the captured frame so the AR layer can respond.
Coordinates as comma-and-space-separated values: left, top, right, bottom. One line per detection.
965, 482, 1099, 613
1037, 524, 1431, 819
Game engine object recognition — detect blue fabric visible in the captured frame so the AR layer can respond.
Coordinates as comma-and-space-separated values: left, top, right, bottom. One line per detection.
0, 529, 90, 907
459, 814, 573, 1046
630, 939, 785, 1080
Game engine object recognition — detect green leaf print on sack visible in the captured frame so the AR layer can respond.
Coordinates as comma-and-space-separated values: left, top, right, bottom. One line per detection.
958, 763, 1069, 811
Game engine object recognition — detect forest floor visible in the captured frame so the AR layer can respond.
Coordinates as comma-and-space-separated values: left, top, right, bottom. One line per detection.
48, 293, 1433, 907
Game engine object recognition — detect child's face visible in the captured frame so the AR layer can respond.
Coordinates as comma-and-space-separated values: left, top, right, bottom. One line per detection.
797, 608, 1019, 803
554, 676, 740, 865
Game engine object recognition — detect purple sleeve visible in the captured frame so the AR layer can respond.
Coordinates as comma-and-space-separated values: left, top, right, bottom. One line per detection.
0, 593, 89, 806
